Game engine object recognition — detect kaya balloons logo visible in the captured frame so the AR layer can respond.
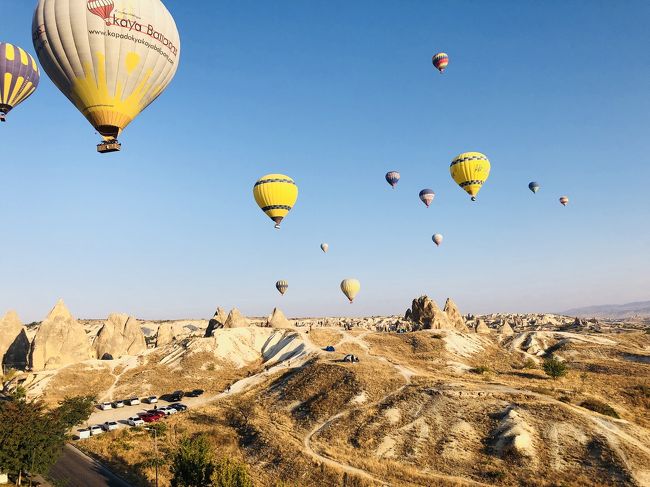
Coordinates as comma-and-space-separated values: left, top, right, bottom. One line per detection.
87, 0, 115, 25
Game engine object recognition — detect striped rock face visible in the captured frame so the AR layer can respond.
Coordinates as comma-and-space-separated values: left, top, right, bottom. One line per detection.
0, 43, 40, 120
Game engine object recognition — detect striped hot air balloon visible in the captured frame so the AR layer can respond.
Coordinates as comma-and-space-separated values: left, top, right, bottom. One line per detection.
276, 280, 288, 296
340, 279, 361, 304
450, 152, 491, 201
87, 0, 115, 25
0, 43, 40, 122
253, 174, 299, 229
385, 171, 400, 188
432, 52, 449, 73
419, 189, 435, 207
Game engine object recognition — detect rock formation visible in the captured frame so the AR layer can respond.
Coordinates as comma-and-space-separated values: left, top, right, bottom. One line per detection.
492, 406, 536, 459
267, 308, 292, 328
475, 319, 491, 334
407, 296, 452, 330
499, 321, 514, 336
156, 322, 180, 347
223, 308, 250, 329
205, 307, 228, 337
29, 300, 94, 371
0, 311, 29, 370
94, 313, 147, 360
444, 298, 469, 332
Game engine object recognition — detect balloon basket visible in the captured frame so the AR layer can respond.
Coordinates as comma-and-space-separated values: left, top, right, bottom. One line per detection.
0, 114, 5, 123
97, 140, 122, 153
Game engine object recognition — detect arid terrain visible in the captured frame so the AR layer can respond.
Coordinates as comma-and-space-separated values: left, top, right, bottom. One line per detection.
1, 299, 649, 486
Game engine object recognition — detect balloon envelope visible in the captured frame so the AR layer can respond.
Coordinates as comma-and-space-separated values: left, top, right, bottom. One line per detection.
321, 243, 329, 253
276, 280, 288, 296
32, 0, 180, 147
529, 182, 540, 194
385, 171, 400, 188
559, 196, 569, 206
432, 52, 449, 73
419, 189, 435, 207
340, 279, 360, 303
432, 234, 443, 246
450, 152, 491, 201
0, 43, 40, 122
253, 174, 299, 228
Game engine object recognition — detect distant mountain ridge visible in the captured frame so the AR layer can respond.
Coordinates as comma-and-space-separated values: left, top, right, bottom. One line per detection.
562, 300, 650, 319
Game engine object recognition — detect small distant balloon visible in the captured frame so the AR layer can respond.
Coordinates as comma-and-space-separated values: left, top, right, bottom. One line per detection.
432, 52, 449, 73
276, 280, 288, 296
385, 171, 400, 188
340, 279, 361, 304
419, 189, 435, 208
432, 234, 443, 246
0, 43, 40, 123
529, 182, 540, 194
321, 243, 329, 253
559, 196, 569, 207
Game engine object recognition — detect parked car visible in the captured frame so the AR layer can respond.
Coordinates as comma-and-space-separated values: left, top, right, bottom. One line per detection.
127, 416, 144, 427
126, 398, 140, 406
159, 406, 177, 415
77, 428, 91, 439
186, 389, 204, 397
99, 402, 112, 411
112, 400, 125, 408
170, 390, 184, 401
103, 421, 119, 431
144, 396, 158, 404
170, 403, 188, 412
140, 413, 161, 423
90, 425, 104, 436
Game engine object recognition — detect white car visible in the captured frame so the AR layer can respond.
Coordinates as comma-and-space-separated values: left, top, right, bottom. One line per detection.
145, 396, 158, 404
112, 401, 125, 408
159, 406, 177, 415
77, 428, 91, 439
99, 402, 113, 411
126, 398, 140, 406
103, 421, 119, 431
127, 416, 144, 427
90, 425, 104, 436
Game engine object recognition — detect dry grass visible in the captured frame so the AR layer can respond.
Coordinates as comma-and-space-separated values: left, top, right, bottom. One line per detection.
43, 363, 114, 405
308, 328, 344, 348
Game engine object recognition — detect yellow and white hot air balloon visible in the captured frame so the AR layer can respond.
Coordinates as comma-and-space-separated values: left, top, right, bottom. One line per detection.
253, 174, 298, 229
32, 0, 181, 153
340, 279, 360, 304
450, 152, 491, 201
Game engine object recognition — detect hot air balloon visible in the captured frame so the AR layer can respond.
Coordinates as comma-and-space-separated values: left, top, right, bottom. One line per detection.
0, 43, 40, 122
340, 279, 360, 304
321, 243, 329, 253
32, 0, 181, 153
276, 280, 288, 296
386, 171, 400, 188
432, 52, 449, 73
432, 234, 443, 246
253, 174, 298, 229
450, 152, 491, 201
529, 182, 540, 194
559, 196, 569, 207
419, 189, 435, 207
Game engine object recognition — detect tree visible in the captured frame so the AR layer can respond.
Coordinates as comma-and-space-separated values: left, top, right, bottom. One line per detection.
543, 357, 568, 379
55, 395, 95, 430
212, 457, 253, 487
170, 434, 215, 487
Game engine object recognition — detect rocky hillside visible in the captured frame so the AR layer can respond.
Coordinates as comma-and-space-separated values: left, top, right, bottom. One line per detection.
563, 301, 650, 320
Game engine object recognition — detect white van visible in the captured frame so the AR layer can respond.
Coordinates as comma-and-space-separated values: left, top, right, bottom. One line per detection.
78, 429, 91, 439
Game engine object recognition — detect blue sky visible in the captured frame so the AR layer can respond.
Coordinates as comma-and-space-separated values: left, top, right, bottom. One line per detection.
1, 0, 649, 322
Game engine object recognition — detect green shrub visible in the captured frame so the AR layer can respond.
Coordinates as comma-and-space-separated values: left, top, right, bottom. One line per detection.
170, 434, 215, 487
522, 358, 537, 369
471, 365, 490, 375
212, 457, 253, 487
580, 399, 619, 418
542, 357, 568, 379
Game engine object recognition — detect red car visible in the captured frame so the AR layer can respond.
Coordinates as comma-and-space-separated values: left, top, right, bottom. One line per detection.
140, 413, 161, 423
147, 410, 166, 419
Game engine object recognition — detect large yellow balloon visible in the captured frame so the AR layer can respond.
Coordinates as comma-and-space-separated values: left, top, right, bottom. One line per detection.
32, 0, 181, 152
340, 279, 360, 304
450, 152, 491, 201
253, 174, 298, 229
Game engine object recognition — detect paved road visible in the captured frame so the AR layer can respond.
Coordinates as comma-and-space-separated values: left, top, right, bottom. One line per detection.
49, 444, 132, 487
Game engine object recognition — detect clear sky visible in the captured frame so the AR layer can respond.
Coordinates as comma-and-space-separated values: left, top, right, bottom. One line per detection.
1, 0, 649, 322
